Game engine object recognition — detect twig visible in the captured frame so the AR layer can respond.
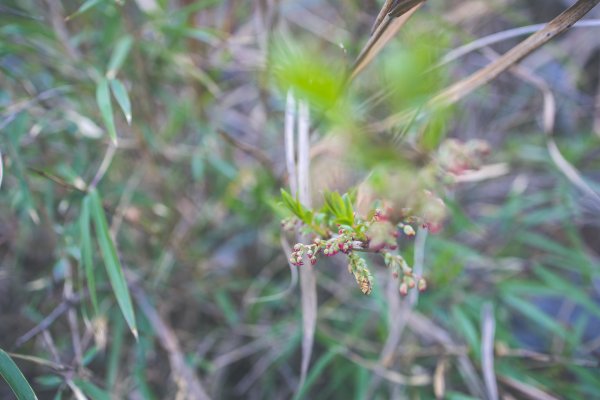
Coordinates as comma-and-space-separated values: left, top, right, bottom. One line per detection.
14, 294, 83, 349
217, 129, 275, 172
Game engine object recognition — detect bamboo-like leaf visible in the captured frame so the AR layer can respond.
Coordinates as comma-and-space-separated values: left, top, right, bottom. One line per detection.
109, 79, 132, 125
80, 195, 98, 314
107, 36, 133, 78
89, 189, 138, 338
96, 78, 117, 144
0, 349, 37, 400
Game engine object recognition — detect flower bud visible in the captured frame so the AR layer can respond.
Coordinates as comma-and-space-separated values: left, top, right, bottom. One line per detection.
399, 283, 408, 297
403, 225, 416, 236
418, 278, 427, 292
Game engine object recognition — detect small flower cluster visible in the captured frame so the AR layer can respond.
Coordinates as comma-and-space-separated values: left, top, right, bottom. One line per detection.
384, 252, 427, 297
289, 228, 356, 267
347, 252, 373, 295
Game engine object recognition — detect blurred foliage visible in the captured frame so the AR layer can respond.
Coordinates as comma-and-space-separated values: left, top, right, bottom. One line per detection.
1, 0, 600, 399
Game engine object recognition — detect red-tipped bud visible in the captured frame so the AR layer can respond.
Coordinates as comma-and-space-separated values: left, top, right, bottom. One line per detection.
403, 225, 416, 236
392, 271, 399, 279
406, 277, 415, 289
418, 278, 427, 292
399, 283, 408, 297
293, 244, 302, 251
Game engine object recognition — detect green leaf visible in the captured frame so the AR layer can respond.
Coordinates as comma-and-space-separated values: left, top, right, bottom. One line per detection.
451, 306, 479, 357
65, 0, 103, 21
109, 79, 132, 125
72, 379, 110, 400
0, 349, 37, 400
89, 189, 138, 338
80, 195, 98, 314
96, 78, 117, 144
106, 314, 125, 389
280, 189, 313, 225
107, 36, 133, 78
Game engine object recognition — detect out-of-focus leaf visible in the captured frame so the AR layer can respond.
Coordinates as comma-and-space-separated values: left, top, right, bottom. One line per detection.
451, 306, 479, 357
65, 0, 103, 21
534, 266, 600, 319
0, 349, 37, 400
280, 188, 313, 225
293, 347, 340, 400
89, 189, 138, 338
109, 79, 132, 125
504, 295, 572, 344
216, 290, 238, 326
323, 191, 354, 225
96, 78, 117, 144
72, 379, 110, 400
107, 36, 133, 78
80, 195, 98, 314
106, 314, 125, 389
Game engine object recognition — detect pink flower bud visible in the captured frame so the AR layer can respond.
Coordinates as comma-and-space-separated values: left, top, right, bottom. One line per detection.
399, 283, 408, 297
418, 278, 427, 292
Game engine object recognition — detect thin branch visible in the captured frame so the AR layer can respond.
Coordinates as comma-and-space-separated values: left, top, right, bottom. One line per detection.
217, 129, 275, 172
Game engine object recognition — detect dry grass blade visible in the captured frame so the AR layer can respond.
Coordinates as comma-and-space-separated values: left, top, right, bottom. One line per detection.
371, 0, 600, 132
296, 99, 317, 391
481, 303, 498, 400
351, 1, 424, 80
133, 286, 211, 400
343, 350, 431, 386
497, 375, 561, 400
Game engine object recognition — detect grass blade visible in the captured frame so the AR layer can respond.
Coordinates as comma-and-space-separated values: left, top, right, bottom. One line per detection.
72, 379, 110, 400
293, 347, 340, 400
80, 195, 98, 314
89, 189, 138, 338
96, 78, 117, 144
0, 349, 37, 400
109, 79, 132, 125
